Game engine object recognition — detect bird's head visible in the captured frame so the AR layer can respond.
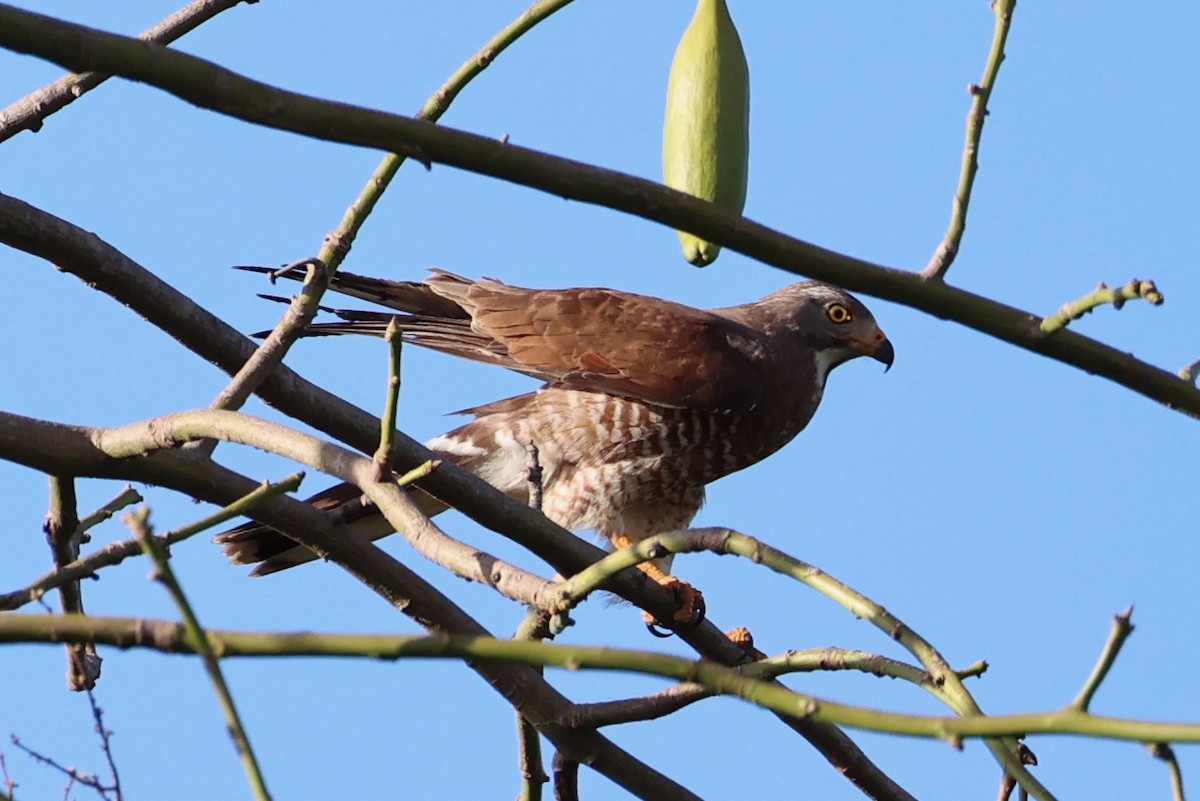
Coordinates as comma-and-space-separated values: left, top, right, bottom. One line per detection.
761, 282, 894, 376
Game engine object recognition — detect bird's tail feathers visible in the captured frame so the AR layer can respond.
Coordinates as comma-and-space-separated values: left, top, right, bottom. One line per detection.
214, 436, 485, 576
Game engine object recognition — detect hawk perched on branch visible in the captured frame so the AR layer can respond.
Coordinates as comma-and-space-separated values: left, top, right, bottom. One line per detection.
217, 268, 893, 627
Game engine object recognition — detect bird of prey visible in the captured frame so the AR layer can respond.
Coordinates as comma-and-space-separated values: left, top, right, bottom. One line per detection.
217, 268, 893, 628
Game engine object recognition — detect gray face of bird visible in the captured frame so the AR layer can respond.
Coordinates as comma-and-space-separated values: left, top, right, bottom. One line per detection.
738, 283, 890, 368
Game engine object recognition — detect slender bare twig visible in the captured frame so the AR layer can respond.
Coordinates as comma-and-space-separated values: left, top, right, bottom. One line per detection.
0, 751, 13, 801
9, 733, 117, 799
372, 318, 403, 482
3, 18, 1198, 420
517, 714, 549, 801
44, 475, 100, 690
1040, 279, 1164, 334
1070, 606, 1135, 711
921, 0, 1017, 280
86, 691, 122, 801
0, 0, 251, 143
128, 508, 272, 801
0, 474, 303, 612
1148, 743, 1186, 801
77, 486, 143, 535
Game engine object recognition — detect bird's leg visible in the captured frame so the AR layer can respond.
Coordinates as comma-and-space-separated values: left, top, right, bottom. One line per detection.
609, 533, 705, 631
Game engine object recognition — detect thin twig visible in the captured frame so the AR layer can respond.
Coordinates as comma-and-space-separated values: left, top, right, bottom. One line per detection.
44, 475, 100, 690
0, 473, 304, 612
77, 486, 143, 535
128, 509, 272, 801
0, 751, 13, 801
9, 733, 116, 798
1070, 606, 1135, 711
1149, 743, 1186, 801
921, 0, 1017, 280
1040, 279, 1164, 334
0, 0, 251, 143
87, 690, 123, 801
517, 715, 549, 801
372, 318, 403, 482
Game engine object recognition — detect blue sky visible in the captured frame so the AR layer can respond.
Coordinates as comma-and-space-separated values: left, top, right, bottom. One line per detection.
3, 2, 1199, 799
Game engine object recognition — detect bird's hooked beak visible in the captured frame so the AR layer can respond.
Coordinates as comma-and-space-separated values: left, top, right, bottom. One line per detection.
857, 328, 894, 372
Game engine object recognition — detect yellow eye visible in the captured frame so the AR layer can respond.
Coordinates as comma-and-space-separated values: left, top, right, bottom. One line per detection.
826, 303, 852, 324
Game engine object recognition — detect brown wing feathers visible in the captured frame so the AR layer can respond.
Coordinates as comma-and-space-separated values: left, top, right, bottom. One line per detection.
242, 266, 765, 412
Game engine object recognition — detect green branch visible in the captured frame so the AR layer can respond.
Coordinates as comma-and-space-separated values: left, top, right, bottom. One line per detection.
5, 613, 1200, 745
373, 318, 403, 481
921, 0, 1016, 280
1071, 606, 1135, 711
129, 509, 272, 801
1040, 279, 1164, 334
0, 5, 1197, 421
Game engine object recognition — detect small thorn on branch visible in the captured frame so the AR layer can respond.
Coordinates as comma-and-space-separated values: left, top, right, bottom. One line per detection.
1039, 278, 1164, 334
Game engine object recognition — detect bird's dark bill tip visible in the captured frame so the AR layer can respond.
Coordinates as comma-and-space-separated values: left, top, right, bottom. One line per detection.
875, 339, 895, 372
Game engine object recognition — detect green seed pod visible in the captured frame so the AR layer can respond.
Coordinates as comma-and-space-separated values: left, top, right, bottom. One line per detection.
662, 0, 750, 266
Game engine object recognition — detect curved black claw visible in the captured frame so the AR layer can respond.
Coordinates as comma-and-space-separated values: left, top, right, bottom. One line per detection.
644, 593, 707, 638
646, 620, 676, 638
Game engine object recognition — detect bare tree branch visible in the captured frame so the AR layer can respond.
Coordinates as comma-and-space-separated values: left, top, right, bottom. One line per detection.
921, 0, 1017, 280
0, 0, 252, 143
